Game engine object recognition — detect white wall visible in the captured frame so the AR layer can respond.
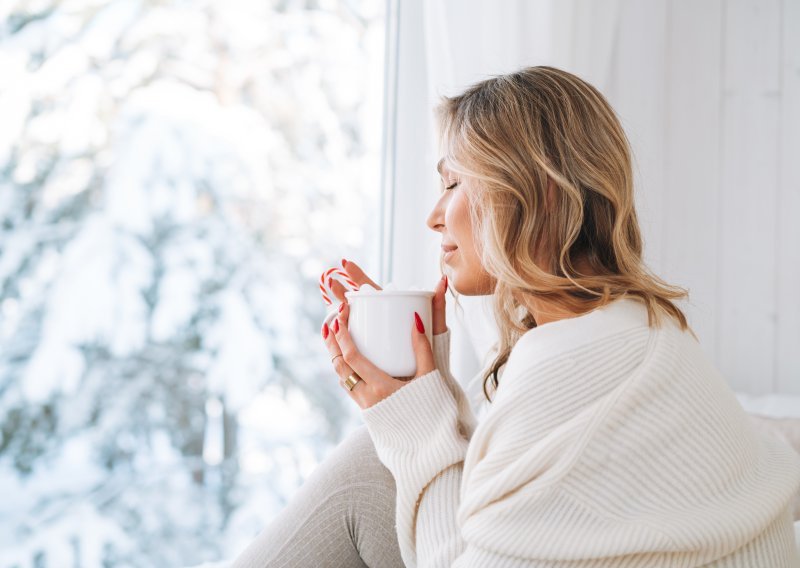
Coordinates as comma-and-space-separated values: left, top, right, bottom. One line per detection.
384, 0, 800, 395
594, 0, 800, 396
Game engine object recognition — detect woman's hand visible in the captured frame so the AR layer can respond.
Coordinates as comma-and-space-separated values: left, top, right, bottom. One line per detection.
321, 259, 450, 409
322, 301, 434, 409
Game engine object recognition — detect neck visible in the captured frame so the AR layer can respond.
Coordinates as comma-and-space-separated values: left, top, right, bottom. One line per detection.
522, 295, 581, 327
521, 255, 601, 326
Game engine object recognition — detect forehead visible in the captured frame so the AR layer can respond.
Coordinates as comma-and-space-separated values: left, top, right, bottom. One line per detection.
436, 158, 450, 176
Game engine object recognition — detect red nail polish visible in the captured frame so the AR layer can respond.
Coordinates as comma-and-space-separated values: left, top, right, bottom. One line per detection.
322, 323, 329, 339
342, 258, 347, 268
414, 312, 425, 334
333, 319, 339, 334
444, 275, 448, 293
338, 302, 345, 313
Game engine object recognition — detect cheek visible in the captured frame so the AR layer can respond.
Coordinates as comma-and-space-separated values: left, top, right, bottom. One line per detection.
444, 193, 472, 243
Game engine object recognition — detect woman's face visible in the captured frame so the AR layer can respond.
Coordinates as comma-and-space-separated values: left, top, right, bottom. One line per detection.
426, 159, 496, 295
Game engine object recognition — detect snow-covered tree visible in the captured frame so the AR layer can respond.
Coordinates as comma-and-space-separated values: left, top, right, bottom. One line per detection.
0, 0, 384, 565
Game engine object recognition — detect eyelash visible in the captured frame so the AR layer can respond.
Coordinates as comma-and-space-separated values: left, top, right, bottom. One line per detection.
445, 182, 458, 191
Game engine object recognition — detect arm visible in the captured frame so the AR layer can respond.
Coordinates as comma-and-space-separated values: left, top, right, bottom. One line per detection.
361, 368, 469, 568
362, 328, 539, 568
362, 367, 557, 568
432, 328, 478, 440
418, 329, 479, 564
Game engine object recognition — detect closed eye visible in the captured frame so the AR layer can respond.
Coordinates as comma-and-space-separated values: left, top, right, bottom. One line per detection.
445, 181, 458, 190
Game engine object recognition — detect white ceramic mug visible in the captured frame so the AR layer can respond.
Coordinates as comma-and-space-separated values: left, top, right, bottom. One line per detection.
323, 288, 434, 378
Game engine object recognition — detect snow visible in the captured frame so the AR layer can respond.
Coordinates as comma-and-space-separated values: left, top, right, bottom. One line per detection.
42, 215, 152, 358
0, 0, 384, 565
205, 289, 275, 411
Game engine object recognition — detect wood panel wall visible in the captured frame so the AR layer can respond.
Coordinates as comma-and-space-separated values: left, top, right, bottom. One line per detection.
606, 0, 799, 395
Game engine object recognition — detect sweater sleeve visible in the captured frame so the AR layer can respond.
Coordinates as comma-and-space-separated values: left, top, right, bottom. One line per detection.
432, 329, 478, 439
362, 368, 469, 567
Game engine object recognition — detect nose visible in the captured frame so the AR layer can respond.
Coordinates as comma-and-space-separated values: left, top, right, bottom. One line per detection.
426, 193, 446, 233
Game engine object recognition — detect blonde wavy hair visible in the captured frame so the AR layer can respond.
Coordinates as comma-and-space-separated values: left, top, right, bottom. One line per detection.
435, 66, 694, 403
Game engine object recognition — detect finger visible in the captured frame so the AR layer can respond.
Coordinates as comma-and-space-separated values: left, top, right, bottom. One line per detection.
412, 311, 436, 378
321, 319, 341, 356
322, 320, 355, 379
328, 276, 348, 303
333, 302, 392, 385
342, 259, 382, 290
432, 275, 448, 335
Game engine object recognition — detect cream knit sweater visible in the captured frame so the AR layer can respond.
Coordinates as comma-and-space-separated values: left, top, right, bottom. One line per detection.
361, 297, 800, 567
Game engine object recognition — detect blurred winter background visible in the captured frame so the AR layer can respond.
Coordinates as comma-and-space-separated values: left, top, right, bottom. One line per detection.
0, 0, 385, 565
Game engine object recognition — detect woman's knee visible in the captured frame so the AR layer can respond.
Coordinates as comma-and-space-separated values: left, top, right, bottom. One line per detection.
331, 426, 404, 567
323, 425, 396, 490
229, 426, 399, 568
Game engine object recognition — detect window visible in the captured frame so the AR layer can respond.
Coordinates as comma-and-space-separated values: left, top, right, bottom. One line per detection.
0, 0, 385, 565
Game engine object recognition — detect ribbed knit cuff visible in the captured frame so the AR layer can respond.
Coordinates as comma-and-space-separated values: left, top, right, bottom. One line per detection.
362, 368, 456, 443
362, 369, 468, 474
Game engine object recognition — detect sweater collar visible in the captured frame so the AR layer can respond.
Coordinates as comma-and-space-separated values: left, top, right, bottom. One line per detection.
501, 296, 653, 382
467, 296, 653, 409
520, 295, 650, 344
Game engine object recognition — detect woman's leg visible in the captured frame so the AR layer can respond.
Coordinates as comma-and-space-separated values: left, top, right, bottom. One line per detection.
230, 425, 405, 568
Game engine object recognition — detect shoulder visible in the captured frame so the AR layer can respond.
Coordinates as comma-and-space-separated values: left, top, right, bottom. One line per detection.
500, 297, 657, 387
488, 297, 711, 431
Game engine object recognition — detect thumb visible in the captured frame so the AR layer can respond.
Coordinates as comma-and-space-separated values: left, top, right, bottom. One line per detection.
412, 311, 436, 378
432, 275, 448, 335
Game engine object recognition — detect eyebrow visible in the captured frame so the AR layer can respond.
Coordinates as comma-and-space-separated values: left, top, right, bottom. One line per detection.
436, 158, 445, 176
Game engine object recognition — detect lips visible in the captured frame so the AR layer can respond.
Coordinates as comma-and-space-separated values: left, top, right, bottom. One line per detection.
442, 244, 458, 264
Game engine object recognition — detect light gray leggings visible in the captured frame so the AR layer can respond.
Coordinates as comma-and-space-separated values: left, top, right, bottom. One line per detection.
230, 425, 405, 568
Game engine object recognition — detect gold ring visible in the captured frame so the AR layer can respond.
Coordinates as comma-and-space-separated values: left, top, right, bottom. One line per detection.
331, 354, 343, 364
344, 373, 362, 391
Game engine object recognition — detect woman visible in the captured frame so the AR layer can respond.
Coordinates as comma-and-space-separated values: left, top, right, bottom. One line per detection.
232, 66, 800, 567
